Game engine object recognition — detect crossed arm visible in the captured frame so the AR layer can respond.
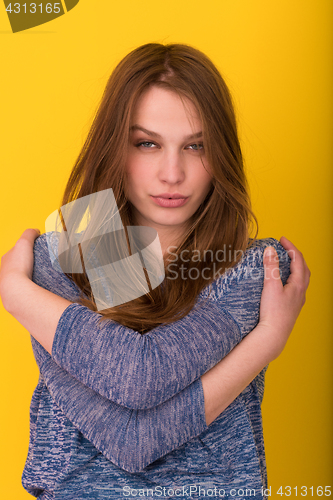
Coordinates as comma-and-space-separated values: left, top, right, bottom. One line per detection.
0, 230, 310, 470
0, 230, 310, 421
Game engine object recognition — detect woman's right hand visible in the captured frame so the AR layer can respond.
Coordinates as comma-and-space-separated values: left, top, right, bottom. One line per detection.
257, 236, 311, 361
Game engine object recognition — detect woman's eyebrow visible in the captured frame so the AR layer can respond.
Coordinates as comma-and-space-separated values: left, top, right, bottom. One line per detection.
130, 124, 203, 141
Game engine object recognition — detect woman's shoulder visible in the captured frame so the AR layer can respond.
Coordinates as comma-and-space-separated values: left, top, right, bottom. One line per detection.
33, 231, 81, 300
247, 236, 289, 253
231, 236, 290, 277
244, 237, 291, 268
199, 237, 291, 301
33, 231, 63, 275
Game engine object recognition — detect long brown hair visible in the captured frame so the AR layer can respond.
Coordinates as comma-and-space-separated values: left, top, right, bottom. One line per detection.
60, 43, 258, 333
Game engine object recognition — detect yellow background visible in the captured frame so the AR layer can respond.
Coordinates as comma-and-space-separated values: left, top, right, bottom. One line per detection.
0, 0, 332, 497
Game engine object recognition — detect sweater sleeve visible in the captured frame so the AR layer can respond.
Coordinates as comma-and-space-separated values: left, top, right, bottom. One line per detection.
33, 233, 241, 410
32, 234, 290, 410
28, 235, 290, 473
30, 338, 208, 473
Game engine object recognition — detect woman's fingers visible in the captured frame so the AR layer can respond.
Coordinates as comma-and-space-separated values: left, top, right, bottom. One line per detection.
259, 247, 283, 329
0, 228, 41, 283
13, 229, 41, 255
261, 239, 310, 329
16, 228, 41, 244
279, 236, 311, 301
258, 239, 311, 359
262, 246, 283, 295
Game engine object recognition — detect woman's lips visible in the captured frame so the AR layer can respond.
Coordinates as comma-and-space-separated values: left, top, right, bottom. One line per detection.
150, 196, 189, 208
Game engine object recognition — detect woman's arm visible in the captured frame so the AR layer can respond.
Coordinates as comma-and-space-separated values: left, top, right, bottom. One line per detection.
28, 240, 309, 472
202, 238, 310, 424
34, 347, 208, 472
0, 230, 293, 410
0, 231, 309, 471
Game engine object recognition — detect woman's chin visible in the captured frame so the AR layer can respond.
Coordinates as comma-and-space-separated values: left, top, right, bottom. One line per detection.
148, 214, 191, 229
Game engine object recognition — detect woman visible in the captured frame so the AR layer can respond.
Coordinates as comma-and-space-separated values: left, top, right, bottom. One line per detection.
0, 43, 310, 499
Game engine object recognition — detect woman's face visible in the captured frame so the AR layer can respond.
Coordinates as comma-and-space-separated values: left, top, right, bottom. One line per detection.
125, 85, 213, 246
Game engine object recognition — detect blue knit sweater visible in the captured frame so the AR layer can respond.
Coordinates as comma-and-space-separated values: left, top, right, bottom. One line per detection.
22, 233, 290, 499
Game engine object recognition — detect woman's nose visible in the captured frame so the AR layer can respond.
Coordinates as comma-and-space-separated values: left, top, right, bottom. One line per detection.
158, 151, 185, 184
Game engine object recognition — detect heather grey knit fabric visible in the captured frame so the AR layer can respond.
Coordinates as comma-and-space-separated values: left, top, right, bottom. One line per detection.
22, 233, 290, 499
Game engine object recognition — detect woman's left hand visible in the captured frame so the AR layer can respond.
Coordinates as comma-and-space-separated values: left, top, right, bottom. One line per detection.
0, 228, 40, 309
256, 236, 311, 360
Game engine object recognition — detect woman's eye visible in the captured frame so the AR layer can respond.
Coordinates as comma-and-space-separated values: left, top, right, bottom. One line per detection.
136, 141, 156, 148
134, 141, 203, 151
187, 143, 204, 151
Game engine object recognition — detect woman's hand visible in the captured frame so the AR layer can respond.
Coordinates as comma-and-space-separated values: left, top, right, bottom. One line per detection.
0, 228, 40, 311
257, 236, 311, 360
0, 228, 71, 353
202, 236, 310, 425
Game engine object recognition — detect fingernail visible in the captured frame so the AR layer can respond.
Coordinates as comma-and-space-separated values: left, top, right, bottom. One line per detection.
34, 228, 40, 235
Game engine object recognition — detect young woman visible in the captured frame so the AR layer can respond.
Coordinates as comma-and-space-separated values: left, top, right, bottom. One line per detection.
0, 43, 310, 499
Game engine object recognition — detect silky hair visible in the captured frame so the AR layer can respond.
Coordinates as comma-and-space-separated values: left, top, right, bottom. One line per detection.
60, 42, 258, 333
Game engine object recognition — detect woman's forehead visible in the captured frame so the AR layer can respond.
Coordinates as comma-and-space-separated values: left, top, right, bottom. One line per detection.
130, 86, 202, 134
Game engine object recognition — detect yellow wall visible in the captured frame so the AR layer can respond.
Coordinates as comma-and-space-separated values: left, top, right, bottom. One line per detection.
0, 1, 332, 497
